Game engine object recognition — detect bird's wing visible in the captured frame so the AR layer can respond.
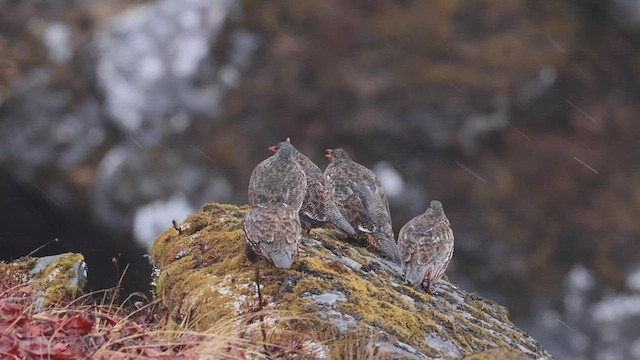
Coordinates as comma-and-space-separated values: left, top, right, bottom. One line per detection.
248, 158, 272, 205
245, 204, 300, 244
398, 218, 423, 263
416, 219, 452, 266
351, 180, 392, 231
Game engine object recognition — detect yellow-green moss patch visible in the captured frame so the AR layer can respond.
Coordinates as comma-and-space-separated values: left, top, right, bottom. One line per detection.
28, 253, 85, 307
463, 346, 531, 360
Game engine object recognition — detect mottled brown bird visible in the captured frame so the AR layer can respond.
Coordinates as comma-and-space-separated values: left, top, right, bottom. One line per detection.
269, 138, 356, 237
248, 141, 307, 209
245, 141, 307, 268
398, 200, 454, 293
244, 203, 302, 268
324, 148, 400, 261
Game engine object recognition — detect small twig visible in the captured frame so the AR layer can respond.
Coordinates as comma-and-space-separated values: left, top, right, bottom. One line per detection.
172, 220, 182, 234
28, 238, 59, 257
109, 262, 129, 311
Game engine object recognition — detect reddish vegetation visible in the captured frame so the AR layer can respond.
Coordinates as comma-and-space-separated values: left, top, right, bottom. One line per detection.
0, 260, 315, 359
0, 263, 197, 359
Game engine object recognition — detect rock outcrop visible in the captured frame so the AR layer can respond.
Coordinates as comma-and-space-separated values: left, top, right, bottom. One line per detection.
150, 203, 552, 359
4, 253, 87, 308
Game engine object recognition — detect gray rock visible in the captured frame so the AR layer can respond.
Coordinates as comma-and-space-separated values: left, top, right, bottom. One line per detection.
27, 253, 88, 308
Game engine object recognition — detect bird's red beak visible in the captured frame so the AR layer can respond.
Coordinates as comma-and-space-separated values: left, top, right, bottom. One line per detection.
267, 145, 277, 152
324, 149, 333, 158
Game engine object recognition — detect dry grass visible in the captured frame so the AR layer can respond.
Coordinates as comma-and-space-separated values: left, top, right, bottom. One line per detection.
0, 261, 337, 359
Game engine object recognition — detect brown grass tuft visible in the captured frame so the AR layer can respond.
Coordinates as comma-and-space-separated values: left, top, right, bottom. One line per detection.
0, 260, 336, 359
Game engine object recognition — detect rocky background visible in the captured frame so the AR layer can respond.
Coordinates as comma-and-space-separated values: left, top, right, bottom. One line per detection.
1, 1, 639, 359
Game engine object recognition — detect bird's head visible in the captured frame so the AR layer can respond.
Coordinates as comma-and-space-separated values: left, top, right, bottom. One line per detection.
427, 200, 445, 217
268, 137, 292, 152
325, 148, 349, 163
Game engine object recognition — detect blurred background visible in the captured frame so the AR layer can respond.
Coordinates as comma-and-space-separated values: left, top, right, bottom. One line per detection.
1, 0, 640, 358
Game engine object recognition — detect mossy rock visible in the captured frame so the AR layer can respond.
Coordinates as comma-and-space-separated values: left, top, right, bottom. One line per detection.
5, 253, 87, 307
150, 203, 553, 359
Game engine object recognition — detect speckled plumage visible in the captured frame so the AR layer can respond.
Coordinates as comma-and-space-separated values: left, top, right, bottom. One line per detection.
324, 148, 400, 261
248, 142, 307, 209
245, 142, 306, 268
398, 200, 454, 293
244, 203, 302, 269
269, 140, 356, 237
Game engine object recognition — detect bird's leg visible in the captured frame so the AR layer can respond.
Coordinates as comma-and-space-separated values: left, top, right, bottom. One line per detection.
422, 278, 434, 294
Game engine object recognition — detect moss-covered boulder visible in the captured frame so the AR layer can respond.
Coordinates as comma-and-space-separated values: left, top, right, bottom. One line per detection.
4, 253, 87, 307
150, 203, 552, 359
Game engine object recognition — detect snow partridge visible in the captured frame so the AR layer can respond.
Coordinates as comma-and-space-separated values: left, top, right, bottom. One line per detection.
398, 200, 454, 293
248, 141, 306, 209
245, 141, 306, 268
324, 148, 400, 261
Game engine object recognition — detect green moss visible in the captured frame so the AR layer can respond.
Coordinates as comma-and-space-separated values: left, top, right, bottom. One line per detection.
28, 253, 85, 307
150, 203, 255, 328
332, 269, 438, 353
7, 257, 37, 279
401, 284, 433, 303
309, 229, 370, 266
296, 256, 341, 277
292, 276, 333, 296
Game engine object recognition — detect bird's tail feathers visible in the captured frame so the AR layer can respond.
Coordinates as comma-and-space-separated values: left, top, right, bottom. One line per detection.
404, 263, 427, 287
379, 235, 401, 262
268, 250, 295, 269
327, 206, 357, 236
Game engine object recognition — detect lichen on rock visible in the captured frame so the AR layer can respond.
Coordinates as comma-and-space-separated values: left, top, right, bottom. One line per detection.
150, 202, 553, 359
5, 253, 88, 307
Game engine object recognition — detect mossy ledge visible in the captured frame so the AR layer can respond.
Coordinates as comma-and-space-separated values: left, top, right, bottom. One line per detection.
150, 203, 553, 359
